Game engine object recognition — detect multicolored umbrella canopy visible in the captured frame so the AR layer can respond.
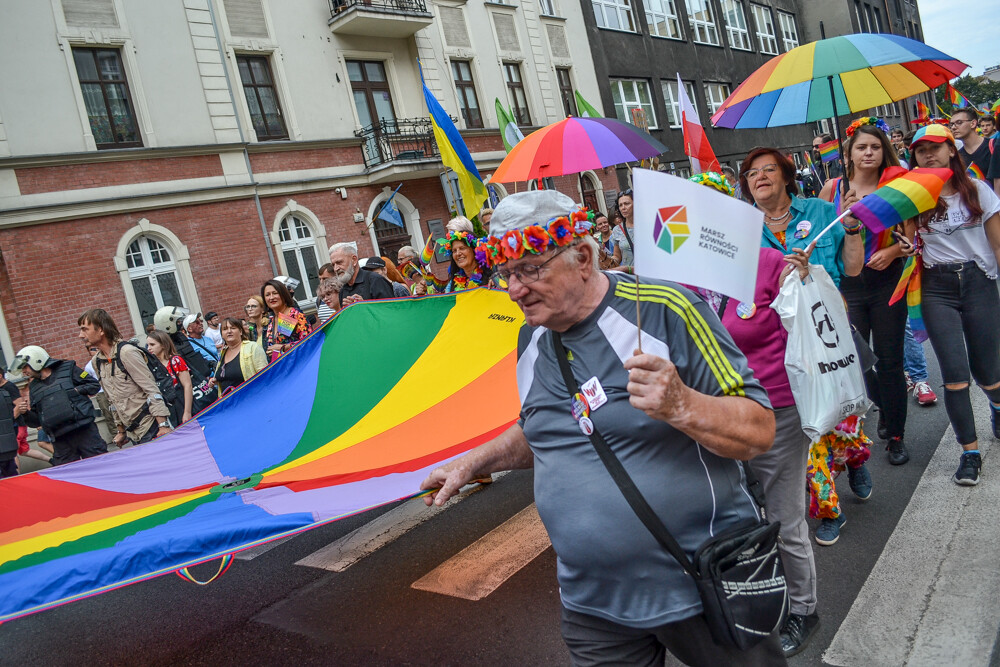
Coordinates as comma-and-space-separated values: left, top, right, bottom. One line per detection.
711, 34, 968, 129
490, 116, 666, 182
0, 289, 523, 623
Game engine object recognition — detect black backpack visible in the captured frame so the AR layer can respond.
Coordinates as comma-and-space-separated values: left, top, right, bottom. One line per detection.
96, 342, 181, 425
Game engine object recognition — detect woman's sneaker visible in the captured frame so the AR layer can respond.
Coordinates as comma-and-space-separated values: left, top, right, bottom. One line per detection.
887, 437, 909, 465
954, 451, 982, 486
913, 381, 938, 406
847, 464, 872, 501
815, 514, 847, 546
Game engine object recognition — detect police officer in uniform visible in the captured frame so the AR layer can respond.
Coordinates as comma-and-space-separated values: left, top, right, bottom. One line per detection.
11, 345, 107, 465
154, 306, 215, 413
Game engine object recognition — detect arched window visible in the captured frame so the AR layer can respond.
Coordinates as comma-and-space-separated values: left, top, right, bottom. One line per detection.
277, 213, 321, 303
115, 219, 200, 337
125, 236, 187, 329
365, 188, 424, 259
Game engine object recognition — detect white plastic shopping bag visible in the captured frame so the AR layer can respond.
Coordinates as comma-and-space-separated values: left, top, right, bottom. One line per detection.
771, 265, 872, 442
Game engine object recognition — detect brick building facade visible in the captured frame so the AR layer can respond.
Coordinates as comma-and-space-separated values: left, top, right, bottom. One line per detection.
0, 0, 614, 367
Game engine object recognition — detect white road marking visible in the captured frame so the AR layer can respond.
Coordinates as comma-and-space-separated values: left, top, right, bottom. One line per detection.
235, 536, 294, 561
294, 472, 509, 572
824, 389, 1000, 666
410, 502, 551, 601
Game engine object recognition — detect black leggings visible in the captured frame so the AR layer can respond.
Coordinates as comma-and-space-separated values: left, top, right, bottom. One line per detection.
841, 259, 908, 438
922, 262, 1000, 445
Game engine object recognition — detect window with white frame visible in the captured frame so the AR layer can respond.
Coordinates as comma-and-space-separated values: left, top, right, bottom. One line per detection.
703, 82, 732, 115
661, 79, 699, 128
592, 0, 636, 31
611, 79, 657, 129
645, 0, 683, 39
688, 0, 720, 45
777, 11, 799, 51
540, 0, 556, 14
751, 4, 778, 54
126, 236, 188, 330
721, 0, 751, 50
277, 214, 321, 303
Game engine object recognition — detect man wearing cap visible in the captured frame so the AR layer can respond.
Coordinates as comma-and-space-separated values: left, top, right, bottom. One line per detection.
203, 311, 224, 352
421, 190, 782, 664
10, 345, 107, 465
183, 313, 220, 366
329, 242, 394, 305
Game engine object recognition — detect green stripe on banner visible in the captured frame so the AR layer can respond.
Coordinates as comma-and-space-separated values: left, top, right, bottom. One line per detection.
274, 296, 456, 467
0, 495, 215, 577
879, 186, 921, 221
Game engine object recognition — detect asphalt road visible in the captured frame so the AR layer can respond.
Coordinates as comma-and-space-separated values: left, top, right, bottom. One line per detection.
1, 352, 955, 667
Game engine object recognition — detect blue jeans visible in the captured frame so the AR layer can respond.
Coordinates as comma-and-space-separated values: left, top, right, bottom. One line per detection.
903, 320, 929, 382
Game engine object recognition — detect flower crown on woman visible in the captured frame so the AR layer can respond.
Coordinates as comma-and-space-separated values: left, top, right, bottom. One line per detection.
845, 116, 891, 137
477, 208, 595, 267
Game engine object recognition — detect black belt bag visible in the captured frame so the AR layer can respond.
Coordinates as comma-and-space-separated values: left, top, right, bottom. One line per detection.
551, 333, 788, 650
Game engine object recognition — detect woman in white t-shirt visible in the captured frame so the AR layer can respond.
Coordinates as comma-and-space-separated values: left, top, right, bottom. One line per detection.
906, 125, 1000, 486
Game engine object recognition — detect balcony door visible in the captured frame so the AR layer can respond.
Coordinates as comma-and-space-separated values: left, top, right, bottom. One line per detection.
348, 60, 396, 163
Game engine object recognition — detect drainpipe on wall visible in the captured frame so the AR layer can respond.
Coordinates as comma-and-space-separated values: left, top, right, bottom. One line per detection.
206, 0, 279, 277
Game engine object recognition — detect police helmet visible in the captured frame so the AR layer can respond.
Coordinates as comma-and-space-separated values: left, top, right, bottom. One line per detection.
11, 345, 50, 373
153, 306, 190, 334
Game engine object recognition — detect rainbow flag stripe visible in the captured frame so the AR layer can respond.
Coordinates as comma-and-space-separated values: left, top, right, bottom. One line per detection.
851, 168, 953, 233
890, 255, 927, 342
968, 163, 985, 180
0, 289, 524, 622
817, 139, 839, 163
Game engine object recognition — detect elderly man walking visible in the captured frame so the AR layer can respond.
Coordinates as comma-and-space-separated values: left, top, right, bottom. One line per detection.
422, 190, 784, 665
329, 242, 394, 305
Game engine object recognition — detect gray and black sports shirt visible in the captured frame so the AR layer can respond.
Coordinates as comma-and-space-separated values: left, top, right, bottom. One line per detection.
517, 271, 771, 629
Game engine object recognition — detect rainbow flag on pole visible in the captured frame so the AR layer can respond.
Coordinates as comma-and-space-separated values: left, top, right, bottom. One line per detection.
968, 163, 985, 180
817, 139, 839, 163
850, 167, 953, 233
946, 83, 971, 109
804, 150, 821, 180
915, 100, 930, 120
419, 62, 488, 219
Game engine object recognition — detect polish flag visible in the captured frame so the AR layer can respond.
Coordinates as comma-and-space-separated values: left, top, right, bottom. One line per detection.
678, 74, 720, 174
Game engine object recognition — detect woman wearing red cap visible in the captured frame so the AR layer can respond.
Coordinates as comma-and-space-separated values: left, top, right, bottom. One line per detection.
905, 124, 1000, 486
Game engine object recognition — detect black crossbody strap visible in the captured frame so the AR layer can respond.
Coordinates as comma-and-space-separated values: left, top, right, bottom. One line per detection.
550, 332, 699, 579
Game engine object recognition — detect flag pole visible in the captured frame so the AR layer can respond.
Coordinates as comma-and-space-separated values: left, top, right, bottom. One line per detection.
806, 208, 853, 250
634, 271, 643, 354
827, 75, 849, 193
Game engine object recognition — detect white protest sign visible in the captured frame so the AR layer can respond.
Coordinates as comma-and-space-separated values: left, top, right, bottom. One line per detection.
632, 169, 762, 305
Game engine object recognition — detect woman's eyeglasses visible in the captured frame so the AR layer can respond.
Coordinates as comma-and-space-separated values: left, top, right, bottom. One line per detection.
744, 164, 780, 181
245, 305, 258, 311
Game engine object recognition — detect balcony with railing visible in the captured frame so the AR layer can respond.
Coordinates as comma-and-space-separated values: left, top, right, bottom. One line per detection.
328, 0, 433, 38
355, 117, 452, 169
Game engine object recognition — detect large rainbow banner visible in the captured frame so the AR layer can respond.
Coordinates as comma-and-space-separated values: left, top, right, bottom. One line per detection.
0, 289, 523, 622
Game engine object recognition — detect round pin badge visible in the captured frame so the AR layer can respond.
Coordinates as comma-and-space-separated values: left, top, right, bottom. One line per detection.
579, 416, 594, 435
794, 220, 812, 240
571, 393, 590, 421
736, 301, 757, 319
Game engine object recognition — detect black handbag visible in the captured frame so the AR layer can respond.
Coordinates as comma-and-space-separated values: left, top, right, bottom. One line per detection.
551, 333, 788, 650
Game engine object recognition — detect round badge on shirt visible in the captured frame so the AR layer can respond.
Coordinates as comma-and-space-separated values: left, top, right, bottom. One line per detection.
579, 416, 594, 436
571, 393, 590, 421
793, 220, 811, 240
736, 301, 757, 319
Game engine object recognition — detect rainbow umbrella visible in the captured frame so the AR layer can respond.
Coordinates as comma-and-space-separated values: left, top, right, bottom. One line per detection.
711, 34, 967, 129
490, 116, 666, 183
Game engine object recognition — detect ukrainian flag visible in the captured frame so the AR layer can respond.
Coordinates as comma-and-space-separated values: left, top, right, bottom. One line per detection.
420, 63, 488, 219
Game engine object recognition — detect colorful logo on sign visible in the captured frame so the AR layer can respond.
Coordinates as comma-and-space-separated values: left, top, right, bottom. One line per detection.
653, 205, 690, 254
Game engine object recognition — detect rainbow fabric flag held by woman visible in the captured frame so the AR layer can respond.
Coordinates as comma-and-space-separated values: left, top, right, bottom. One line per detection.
890, 254, 927, 342
850, 168, 952, 233
968, 163, 985, 180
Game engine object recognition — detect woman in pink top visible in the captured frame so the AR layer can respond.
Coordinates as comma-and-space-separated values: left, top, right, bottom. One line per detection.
689, 172, 819, 657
